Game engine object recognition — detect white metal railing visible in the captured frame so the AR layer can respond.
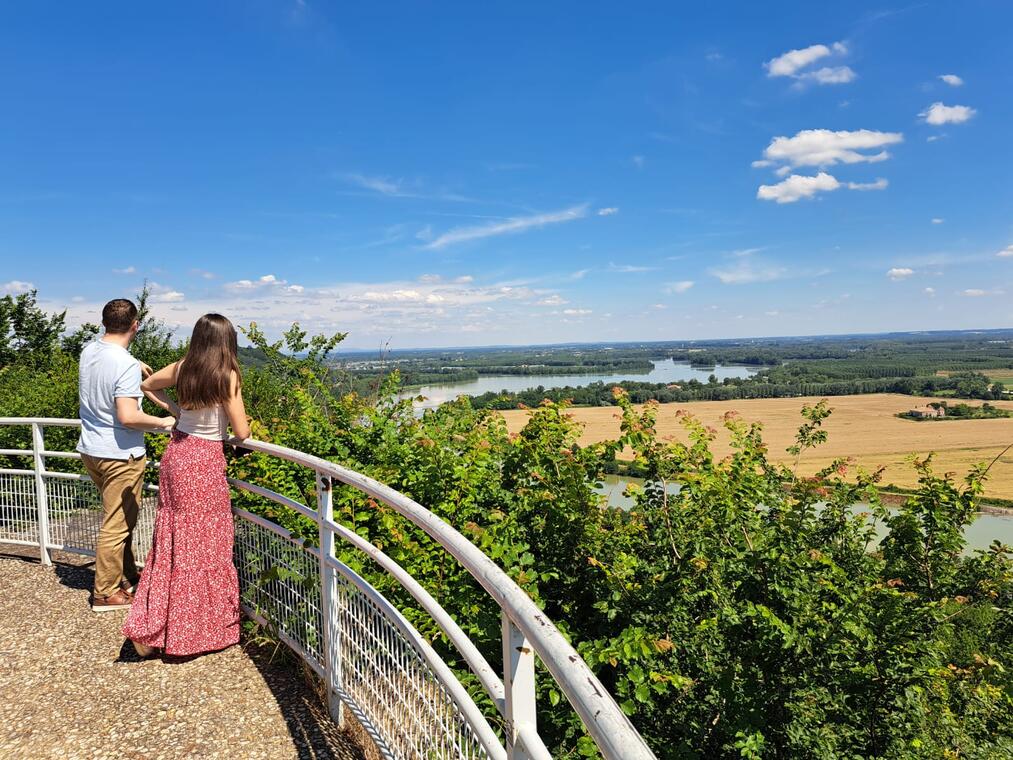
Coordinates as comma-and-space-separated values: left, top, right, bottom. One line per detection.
0, 418, 656, 760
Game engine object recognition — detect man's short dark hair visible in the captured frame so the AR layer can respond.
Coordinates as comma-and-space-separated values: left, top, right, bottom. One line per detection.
102, 299, 138, 334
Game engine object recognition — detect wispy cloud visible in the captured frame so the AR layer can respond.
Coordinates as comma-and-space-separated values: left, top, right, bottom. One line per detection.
338, 172, 472, 202
340, 173, 404, 196
665, 280, 695, 294
224, 274, 304, 294
710, 256, 786, 284
538, 294, 568, 306
847, 178, 889, 191
1, 280, 34, 296
596, 207, 619, 216
112, 266, 136, 275
425, 205, 588, 250
609, 262, 657, 273
939, 74, 964, 87
931, 218, 944, 225
962, 288, 1002, 297
997, 245, 1013, 258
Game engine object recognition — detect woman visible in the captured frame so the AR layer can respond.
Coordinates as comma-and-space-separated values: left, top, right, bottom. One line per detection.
123, 313, 251, 658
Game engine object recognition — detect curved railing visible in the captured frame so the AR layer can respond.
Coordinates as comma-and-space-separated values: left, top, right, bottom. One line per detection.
0, 418, 656, 760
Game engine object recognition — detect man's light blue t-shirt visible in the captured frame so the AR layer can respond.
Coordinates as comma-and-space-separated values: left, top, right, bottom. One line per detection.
76, 339, 145, 460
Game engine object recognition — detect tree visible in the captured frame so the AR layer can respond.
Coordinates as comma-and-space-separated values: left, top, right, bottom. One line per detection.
0, 290, 65, 368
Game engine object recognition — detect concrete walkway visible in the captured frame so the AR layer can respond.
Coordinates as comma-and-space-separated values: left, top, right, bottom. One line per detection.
0, 552, 367, 760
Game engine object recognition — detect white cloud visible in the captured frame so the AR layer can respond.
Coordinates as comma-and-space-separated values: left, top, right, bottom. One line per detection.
847, 178, 888, 191
562, 308, 592, 316
1, 280, 34, 296
757, 172, 840, 203
939, 74, 964, 87
415, 224, 434, 241
931, 218, 944, 224
112, 266, 136, 275
765, 42, 843, 77
961, 289, 988, 297
759, 129, 903, 168
765, 42, 852, 85
569, 268, 590, 280
887, 267, 914, 280
797, 66, 856, 85
920, 102, 976, 125
425, 205, 587, 249
997, 245, 1013, 258
665, 280, 695, 294
596, 207, 619, 216
924, 287, 936, 296
191, 269, 216, 279
224, 274, 304, 294
152, 290, 185, 303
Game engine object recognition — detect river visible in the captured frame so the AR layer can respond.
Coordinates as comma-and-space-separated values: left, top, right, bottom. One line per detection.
599, 474, 1013, 552
407, 358, 761, 410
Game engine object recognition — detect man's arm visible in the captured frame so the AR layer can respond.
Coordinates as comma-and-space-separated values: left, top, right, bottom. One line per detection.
116, 397, 175, 431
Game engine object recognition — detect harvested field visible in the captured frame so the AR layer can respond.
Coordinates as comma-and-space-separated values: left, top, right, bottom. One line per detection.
500, 394, 1013, 500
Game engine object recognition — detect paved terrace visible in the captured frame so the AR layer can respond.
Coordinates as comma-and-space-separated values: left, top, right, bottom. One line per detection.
0, 550, 368, 760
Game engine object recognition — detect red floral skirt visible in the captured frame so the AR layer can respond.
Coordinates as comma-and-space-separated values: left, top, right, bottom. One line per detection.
122, 431, 240, 656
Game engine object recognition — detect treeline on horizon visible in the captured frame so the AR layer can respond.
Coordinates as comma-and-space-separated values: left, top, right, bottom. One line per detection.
331, 332, 1013, 402
469, 371, 1003, 410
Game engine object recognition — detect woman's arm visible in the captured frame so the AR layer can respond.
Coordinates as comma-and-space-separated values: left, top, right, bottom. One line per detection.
144, 388, 181, 418
141, 361, 180, 392
225, 371, 251, 440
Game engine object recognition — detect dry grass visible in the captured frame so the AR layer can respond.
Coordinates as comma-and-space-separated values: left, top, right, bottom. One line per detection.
499, 394, 1013, 500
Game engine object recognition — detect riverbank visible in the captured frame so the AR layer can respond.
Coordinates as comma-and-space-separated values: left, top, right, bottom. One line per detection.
500, 393, 1013, 501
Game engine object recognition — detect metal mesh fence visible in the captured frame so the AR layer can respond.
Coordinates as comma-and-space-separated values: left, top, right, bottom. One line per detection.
233, 516, 325, 668
0, 472, 38, 544
334, 577, 493, 760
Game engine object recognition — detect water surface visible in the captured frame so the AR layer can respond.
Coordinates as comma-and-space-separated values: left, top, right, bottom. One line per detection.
409, 358, 760, 410
598, 474, 1013, 553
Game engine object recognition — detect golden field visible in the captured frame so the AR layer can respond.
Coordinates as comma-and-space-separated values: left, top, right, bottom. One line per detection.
500, 394, 1013, 500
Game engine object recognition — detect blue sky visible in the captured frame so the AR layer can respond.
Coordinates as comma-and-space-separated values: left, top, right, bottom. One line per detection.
1, 1, 1011, 348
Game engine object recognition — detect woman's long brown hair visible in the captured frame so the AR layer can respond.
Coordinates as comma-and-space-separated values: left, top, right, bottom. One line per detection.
176, 314, 242, 409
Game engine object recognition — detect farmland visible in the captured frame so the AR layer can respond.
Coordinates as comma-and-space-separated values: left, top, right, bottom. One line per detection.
500, 393, 1013, 501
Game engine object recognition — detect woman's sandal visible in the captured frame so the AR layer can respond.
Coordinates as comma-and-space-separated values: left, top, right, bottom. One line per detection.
131, 640, 158, 658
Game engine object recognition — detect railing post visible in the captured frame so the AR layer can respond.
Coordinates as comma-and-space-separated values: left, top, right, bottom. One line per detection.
317, 472, 345, 728
31, 423, 52, 566
503, 611, 537, 760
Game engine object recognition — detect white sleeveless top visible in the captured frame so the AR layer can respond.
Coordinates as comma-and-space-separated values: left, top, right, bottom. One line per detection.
177, 405, 228, 441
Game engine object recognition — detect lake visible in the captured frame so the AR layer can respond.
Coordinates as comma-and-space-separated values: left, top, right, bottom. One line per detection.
407, 358, 761, 410
598, 474, 1013, 553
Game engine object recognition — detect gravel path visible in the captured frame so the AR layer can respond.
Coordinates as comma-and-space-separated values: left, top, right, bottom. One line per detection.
0, 552, 367, 760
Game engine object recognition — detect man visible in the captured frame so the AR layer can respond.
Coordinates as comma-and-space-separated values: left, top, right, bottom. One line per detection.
77, 299, 174, 612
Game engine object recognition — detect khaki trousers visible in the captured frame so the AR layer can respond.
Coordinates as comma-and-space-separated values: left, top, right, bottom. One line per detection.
81, 453, 146, 598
